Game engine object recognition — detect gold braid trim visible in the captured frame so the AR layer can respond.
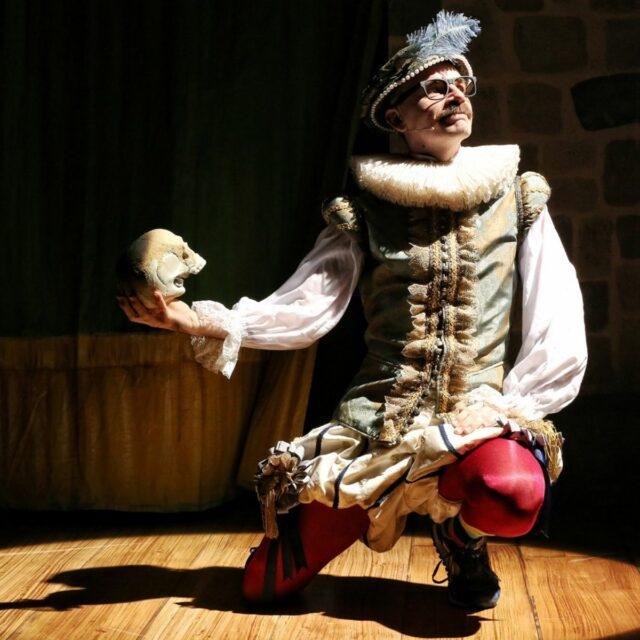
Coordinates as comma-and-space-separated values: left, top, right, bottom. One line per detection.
379, 209, 479, 444
518, 418, 565, 484
437, 211, 479, 412
379, 210, 438, 445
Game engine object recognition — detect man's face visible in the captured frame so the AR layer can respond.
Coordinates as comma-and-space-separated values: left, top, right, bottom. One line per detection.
384, 62, 474, 154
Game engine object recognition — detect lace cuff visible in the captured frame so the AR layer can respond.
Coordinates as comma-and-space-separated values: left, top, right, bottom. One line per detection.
190, 300, 246, 379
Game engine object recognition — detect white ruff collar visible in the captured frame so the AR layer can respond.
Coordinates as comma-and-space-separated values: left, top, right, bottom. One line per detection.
350, 145, 520, 211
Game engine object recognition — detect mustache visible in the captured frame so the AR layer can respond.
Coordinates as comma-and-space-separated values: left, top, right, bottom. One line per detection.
438, 105, 468, 121
403, 104, 471, 132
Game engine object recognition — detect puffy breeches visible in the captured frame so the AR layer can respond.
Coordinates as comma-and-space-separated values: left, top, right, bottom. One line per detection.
243, 436, 548, 601
438, 437, 546, 537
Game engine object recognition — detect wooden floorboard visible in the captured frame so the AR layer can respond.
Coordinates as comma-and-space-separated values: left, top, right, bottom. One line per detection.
0, 512, 638, 640
0, 533, 111, 639
519, 544, 640, 640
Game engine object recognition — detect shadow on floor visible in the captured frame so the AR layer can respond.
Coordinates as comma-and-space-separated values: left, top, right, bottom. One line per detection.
0, 564, 491, 638
0, 497, 635, 569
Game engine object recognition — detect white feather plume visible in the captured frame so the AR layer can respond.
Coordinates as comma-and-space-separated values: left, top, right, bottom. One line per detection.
406, 10, 481, 57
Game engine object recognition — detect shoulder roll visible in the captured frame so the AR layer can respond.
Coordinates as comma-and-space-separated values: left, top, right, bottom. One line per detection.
517, 172, 551, 238
321, 195, 365, 246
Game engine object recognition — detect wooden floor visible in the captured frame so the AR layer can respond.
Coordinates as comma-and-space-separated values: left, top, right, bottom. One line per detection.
0, 503, 638, 640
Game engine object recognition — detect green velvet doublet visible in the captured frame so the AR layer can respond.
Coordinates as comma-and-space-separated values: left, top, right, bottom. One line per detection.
322, 148, 549, 446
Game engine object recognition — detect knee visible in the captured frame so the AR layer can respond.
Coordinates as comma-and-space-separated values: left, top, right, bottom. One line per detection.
467, 440, 545, 515
467, 468, 545, 537
446, 439, 548, 537
479, 467, 545, 516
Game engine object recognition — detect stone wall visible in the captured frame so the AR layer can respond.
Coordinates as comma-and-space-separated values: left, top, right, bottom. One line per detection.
389, 0, 639, 394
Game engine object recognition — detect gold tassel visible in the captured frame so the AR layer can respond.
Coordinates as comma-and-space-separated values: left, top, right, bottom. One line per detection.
520, 418, 565, 484
255, 446, 309, 539
261, 488, 279, 539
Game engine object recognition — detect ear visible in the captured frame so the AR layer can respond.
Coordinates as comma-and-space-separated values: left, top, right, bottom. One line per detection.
384, 108, 407, 132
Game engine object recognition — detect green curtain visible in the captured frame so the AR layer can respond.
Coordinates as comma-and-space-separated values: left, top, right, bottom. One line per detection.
3, 0, 384, 336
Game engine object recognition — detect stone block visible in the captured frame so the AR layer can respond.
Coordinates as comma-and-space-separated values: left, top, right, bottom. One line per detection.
443, 0, 507, 75
582, 335, 614, 390
507, 83, 562, 134
581, 281, 609, 331
495, 0, 543, 9
470, 84, 503, 137
389, 0, 441, 36
552, 214, 574, 259
552, 178, 599, 213
571, 74, 640, 131
606, 20, 640, 70
577, 217, 612, 278
591, 0, 639, 10
519, 143, 539, 172
514, 17, 587, 73
542, 140, 596, 173
616, 263, 640, 311
616, 215, 640, 258
603, 140, 640, 206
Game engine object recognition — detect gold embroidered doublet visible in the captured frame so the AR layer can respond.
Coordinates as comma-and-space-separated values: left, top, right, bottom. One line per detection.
323, 149, 549, 446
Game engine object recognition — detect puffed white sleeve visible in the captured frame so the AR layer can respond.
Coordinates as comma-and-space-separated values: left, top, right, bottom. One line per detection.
468, 206, 588, 420
190, 224, 364, 378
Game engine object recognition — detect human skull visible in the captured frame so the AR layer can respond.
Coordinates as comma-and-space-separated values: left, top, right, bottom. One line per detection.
117, 229, 206, 309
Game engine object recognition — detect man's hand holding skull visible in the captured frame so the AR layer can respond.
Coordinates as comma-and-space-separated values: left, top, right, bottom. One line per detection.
118, 291, 207, 336
116, 229, 226, 339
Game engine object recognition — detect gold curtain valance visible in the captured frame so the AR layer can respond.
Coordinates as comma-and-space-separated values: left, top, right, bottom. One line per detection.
0, 334, 316, 511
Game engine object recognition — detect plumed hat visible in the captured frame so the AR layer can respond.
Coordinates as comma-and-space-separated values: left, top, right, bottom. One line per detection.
361, 10, 481, 133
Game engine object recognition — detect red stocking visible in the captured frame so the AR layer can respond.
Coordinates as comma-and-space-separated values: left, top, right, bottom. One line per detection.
242, 500, 370, 602
438, 437, 546, 537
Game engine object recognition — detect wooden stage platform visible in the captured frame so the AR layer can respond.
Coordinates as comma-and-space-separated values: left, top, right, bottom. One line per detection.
0, 500, 638, 640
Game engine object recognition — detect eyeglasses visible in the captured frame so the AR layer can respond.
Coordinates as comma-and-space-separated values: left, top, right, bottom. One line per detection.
388, 75, 477, 108
419, 76, 477, 101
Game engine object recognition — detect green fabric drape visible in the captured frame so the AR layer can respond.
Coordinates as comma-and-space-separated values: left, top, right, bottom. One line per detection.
3, 0, 384, 336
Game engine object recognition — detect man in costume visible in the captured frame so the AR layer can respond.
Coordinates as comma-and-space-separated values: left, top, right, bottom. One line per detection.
118, 11, 587, 610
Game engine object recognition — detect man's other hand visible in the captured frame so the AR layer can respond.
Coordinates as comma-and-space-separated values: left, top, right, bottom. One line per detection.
450, 401, 502, 435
